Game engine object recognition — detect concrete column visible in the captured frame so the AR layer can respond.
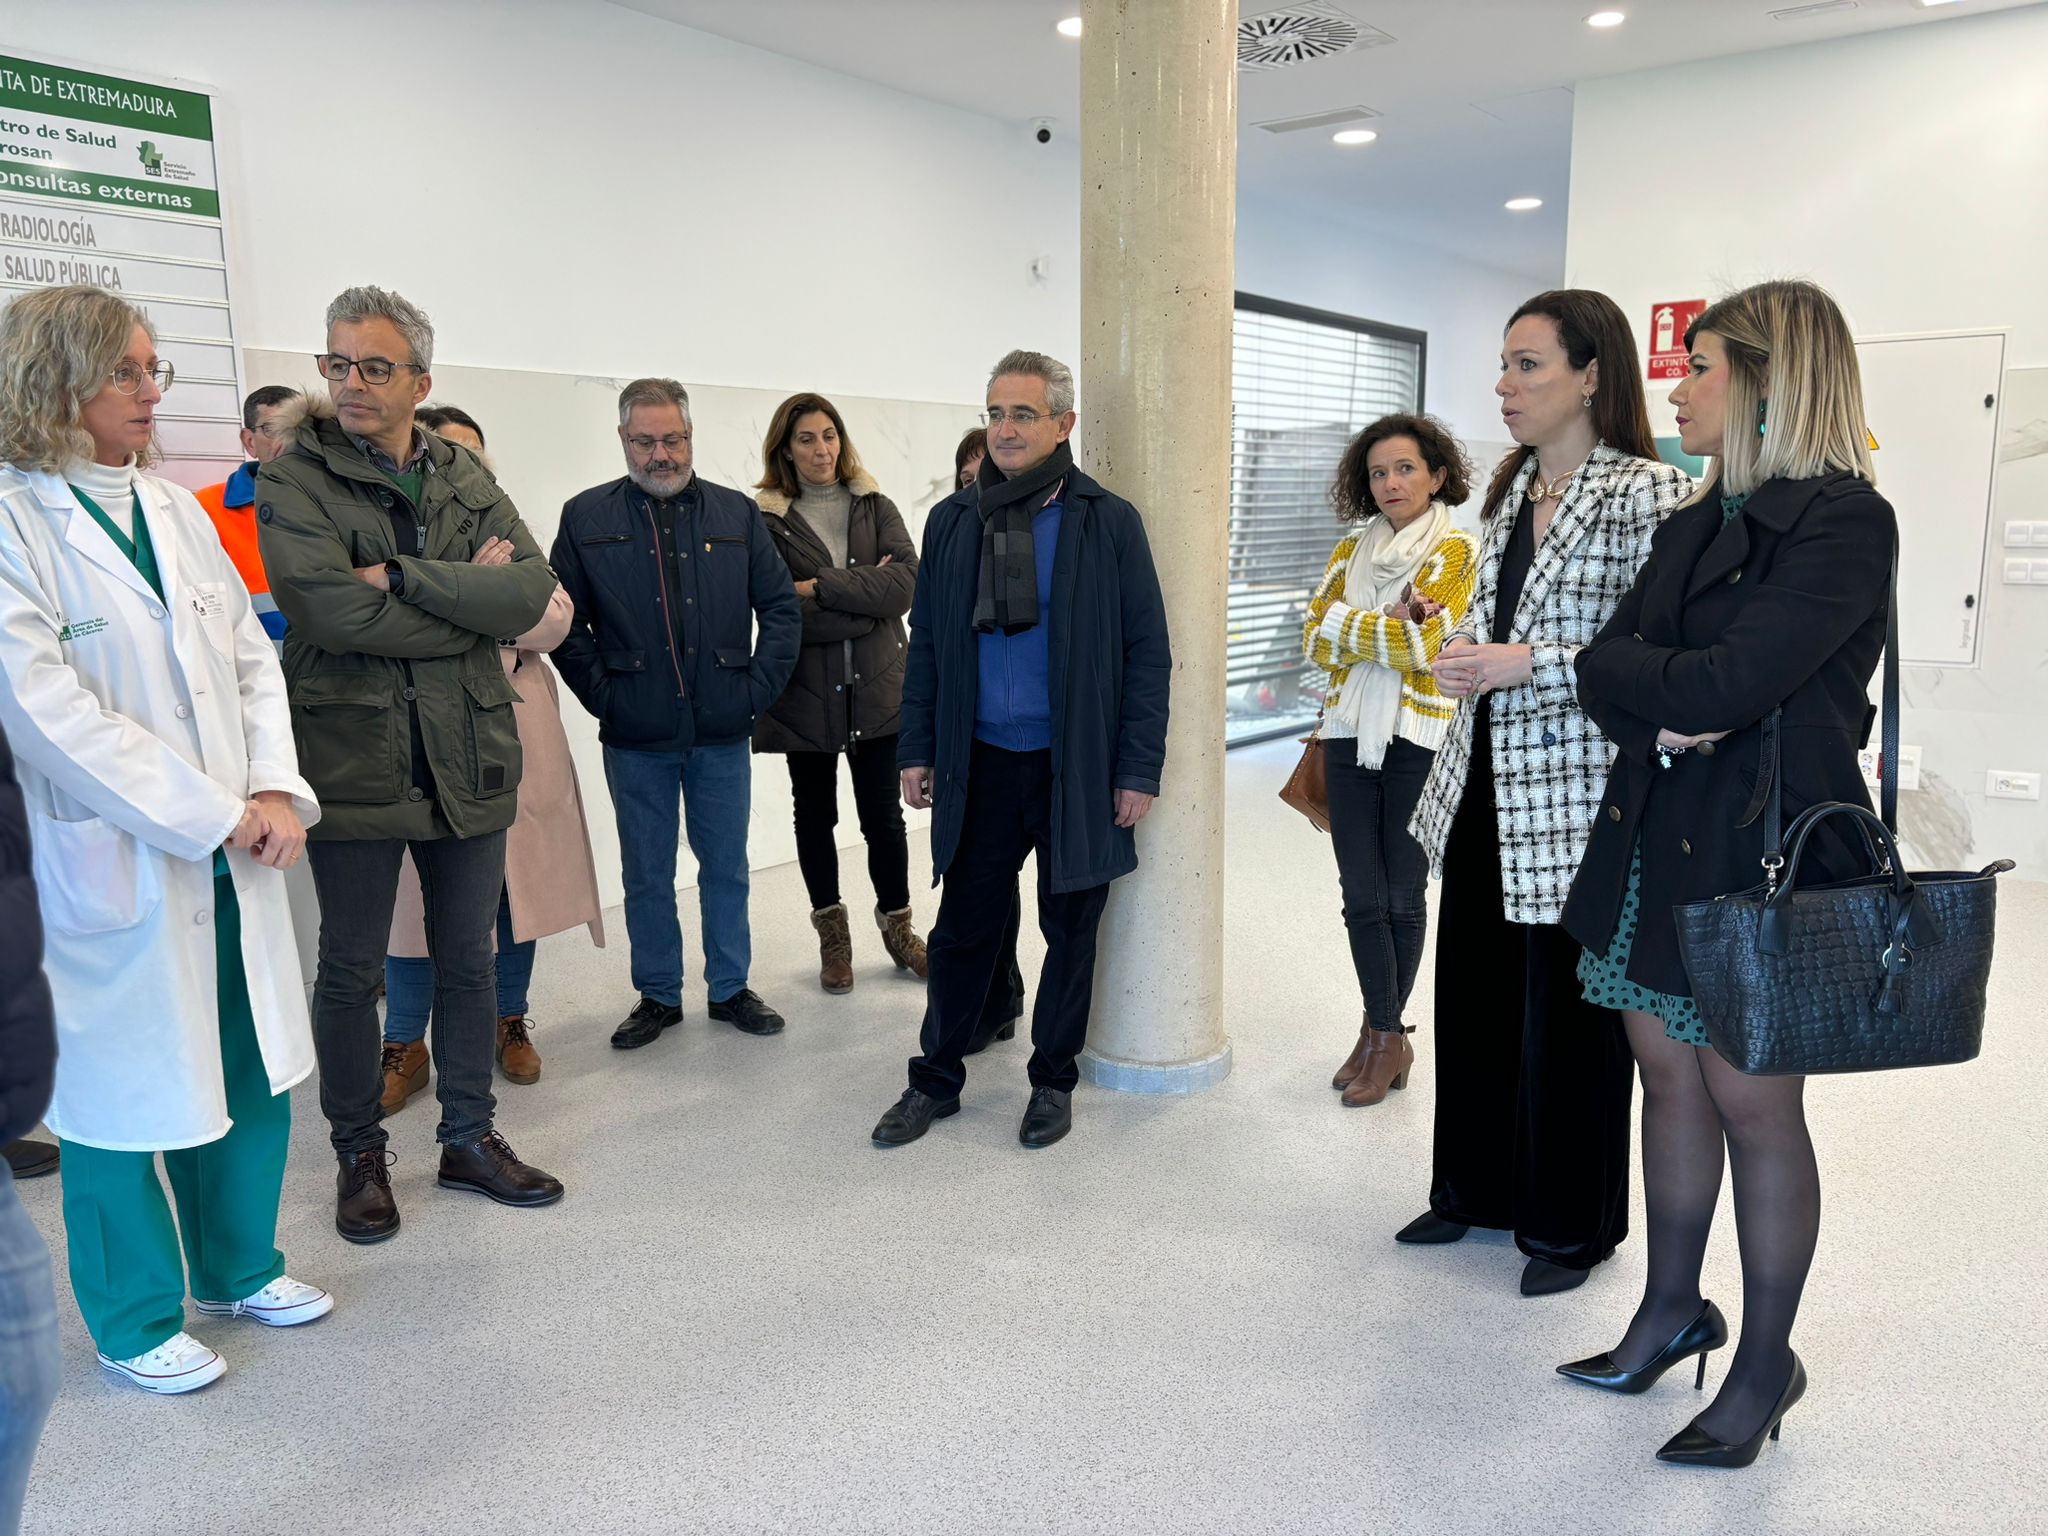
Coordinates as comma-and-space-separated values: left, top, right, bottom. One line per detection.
1077, 0, 1236, 1094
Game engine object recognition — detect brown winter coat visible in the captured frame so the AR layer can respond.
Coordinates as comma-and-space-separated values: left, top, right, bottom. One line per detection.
388, 585, 605, 957
753, 473, 917, 756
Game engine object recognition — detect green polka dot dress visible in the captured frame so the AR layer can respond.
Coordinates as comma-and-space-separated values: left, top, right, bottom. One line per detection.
1577, 491, 1749, 1047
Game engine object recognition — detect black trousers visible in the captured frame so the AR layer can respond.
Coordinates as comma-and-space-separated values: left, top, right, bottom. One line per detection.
786, 735, 912, 914
1427, 794, 1634, 1269
1325, 738, 1434, 1033
908, 742, 1108, 1099
307, 830, 507, 1156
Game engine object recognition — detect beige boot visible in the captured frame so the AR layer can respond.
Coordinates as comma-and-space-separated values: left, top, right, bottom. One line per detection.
875, 905, 929, 978
812, 904, 855, 993
1341, 1026, 1415, 1108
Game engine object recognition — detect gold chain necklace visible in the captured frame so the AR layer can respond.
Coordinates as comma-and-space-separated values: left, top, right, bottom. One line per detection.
1527, 461, 1584, 503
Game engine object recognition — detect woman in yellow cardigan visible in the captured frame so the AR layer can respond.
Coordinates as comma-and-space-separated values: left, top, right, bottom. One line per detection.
1304, 414, 1479, 1107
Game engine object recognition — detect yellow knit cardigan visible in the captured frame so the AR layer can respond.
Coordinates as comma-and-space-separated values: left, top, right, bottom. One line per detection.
1302, 524, 1480, 745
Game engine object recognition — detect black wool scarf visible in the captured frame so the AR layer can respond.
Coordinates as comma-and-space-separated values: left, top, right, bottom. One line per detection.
972, 439, 1073, 635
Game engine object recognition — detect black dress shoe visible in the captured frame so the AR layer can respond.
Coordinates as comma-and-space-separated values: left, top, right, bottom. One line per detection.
871, 1089, 959, 1147
1521, 1257, 1591, 1296
3, 1138, 59, 1179
709, 989, 785, 1036
1657, 1353, 1807, 1468
1395, 1210, 1470, 1245
964, 1017, 1020, 1057
1558, 1301, 1730, 1394
612, 997, 682, 1049
336, 1149, 400, 1244
437, 1129, 564, 1207
1019, 1087, 1072, 1148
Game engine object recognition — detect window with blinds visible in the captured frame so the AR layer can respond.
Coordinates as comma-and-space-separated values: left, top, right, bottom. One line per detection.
1228, 294, 1426, 745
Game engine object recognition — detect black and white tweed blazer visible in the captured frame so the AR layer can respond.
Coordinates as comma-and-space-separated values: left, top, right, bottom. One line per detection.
1408, 443, 1693, 924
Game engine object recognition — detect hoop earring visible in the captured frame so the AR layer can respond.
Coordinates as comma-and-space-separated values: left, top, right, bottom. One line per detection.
1581, 395, 1593, 409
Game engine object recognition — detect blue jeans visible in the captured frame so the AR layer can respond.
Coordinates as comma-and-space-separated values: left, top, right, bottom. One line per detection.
0, 1160, 60, 1536
603, 741, 752, 1006
384, 886, 537, 1044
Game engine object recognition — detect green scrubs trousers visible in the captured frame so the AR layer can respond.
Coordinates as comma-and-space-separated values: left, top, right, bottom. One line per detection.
56, 872, 291, 1361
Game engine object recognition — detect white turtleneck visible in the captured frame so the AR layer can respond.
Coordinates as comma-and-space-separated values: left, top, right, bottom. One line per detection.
64, 457, 141, 540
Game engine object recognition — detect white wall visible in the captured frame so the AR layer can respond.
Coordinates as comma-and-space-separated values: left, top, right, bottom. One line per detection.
8, 0, 1082, 404
1236, 190, 1547, 462
1565, 6, 2048, 874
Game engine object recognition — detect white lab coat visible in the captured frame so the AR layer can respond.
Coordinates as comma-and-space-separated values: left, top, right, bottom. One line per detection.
0, 462, 319, 1151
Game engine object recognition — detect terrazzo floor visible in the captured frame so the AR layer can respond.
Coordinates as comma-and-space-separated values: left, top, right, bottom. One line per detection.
14, 741, 2046, 1534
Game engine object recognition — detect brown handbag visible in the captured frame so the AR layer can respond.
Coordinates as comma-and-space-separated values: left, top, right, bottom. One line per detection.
1279, 717, 1330, 833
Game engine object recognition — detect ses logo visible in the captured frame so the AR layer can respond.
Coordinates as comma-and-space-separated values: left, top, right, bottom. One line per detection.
135, 140, 195, 183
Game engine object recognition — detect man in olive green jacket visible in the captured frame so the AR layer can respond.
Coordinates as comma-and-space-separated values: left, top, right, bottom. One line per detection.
256, 285, 563, 1244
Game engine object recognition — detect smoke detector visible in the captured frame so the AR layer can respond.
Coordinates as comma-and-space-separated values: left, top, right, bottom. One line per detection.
1238, 4, 1393, 73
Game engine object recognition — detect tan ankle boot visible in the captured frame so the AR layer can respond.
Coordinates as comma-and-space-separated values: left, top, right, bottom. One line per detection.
1341, 1026, 1415, 1108
1332, 1012, 1374, 1090
379, 1040, 429, 1116
875, 905, 929, 978
496, 1014, 541, 1085
812, 904, 855, 993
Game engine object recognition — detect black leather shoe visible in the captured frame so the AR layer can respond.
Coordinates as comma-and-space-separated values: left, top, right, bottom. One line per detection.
612, 997, 681, 1050
709, 989, 785, 1036
437, 1130, 564, 1207
3, 1139, 59, 1179
1395, 1210, 1469, 1245
1657, 1353, 1807, 1468
871, 1089, 959, 1147
1521, 1257, 1591, 1296
964, 1017, 1019, 1057
336, 1149, 399, 1244
1019, 1087, 1072, 1148
1559, 1301, 1730, 1394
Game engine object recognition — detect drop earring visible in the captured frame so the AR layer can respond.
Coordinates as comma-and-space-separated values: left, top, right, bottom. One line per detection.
1582, 395, 1593, 409
1758, 400, 1768, 438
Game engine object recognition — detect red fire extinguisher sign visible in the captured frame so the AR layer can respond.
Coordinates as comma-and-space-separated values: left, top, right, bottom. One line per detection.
1648, 299, 1707, 381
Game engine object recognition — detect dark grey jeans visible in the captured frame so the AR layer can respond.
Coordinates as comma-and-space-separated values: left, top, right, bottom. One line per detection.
1325, 737, 1435, 1032
308, 831, 507, 1156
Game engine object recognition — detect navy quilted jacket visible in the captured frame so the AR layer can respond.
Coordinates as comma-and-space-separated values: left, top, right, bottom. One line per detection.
0, 724, 56, 1144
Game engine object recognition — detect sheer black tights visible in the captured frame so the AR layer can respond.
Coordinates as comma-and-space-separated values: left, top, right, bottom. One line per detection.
1614, 1010, 1819, 1442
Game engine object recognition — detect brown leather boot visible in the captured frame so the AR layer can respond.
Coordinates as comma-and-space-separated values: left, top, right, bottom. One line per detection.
1332, 1012, 1374, 1090
497, 1014, 541, 1085
875, 905, 929, 978
812, 904, 855, 993
1341, 1026, 1415, 1108
379, 1040, 429, 1116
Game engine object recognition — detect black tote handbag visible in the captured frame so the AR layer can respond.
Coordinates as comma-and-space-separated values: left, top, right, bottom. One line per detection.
1671, 555, 2014, 1075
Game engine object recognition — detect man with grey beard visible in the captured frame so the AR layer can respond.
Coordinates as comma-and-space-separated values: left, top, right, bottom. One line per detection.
551, 378, 800, 1051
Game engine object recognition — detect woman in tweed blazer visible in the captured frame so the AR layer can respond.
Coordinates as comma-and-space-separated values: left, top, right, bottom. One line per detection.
1397, 290, 1693, 1296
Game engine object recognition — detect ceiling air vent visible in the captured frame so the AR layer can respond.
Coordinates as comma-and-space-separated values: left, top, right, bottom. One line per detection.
1238, 4, 1393, 73
1253, 104, 1382, 135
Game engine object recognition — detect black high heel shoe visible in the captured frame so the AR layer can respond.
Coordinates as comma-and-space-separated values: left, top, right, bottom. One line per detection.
1557, 1301, 1729, 1394
1656, 1352, 1807, 1468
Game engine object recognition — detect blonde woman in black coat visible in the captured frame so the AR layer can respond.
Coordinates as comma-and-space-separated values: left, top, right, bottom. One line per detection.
1560, 280, 1894, 1468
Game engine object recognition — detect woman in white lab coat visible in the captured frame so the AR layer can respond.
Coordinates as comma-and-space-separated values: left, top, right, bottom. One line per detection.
0, 285, 333, 1396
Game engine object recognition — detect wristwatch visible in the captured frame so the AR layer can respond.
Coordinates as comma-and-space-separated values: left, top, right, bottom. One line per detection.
383, 558, 405, 597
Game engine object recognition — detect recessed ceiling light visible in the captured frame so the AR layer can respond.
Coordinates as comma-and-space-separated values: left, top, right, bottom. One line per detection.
1332, 128, 1378, 146
1505, 197, 1544, 211
1586, 9, 1626, 25
1056, 16, 1083, 37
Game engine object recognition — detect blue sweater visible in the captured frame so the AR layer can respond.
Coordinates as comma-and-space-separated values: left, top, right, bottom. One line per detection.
974, 499, 1061, 751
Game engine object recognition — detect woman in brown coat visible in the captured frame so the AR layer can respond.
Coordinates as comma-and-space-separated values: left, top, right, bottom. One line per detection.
380, 407, 604, 1112
753, 394, 925, 992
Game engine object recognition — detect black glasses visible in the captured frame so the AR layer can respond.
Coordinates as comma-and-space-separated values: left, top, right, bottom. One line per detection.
313, 353, 424, 386
107, 361, 174, 395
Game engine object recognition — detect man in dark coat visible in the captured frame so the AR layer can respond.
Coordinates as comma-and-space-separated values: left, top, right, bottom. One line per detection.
0, 724, 62, 1523
551, 378, 801, 1049
871, 350, 1171, 1149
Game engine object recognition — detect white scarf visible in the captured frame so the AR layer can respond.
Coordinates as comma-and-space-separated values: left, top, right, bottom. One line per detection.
1329, 499, 1452, 768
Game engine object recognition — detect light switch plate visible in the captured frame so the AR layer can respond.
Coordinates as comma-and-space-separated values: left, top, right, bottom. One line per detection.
2009, 520, 2037, 547
1986, 770, 2042, 801
2033, 560, 2048, 584
2005, 557, 2032, 583
2035, 522, 2048, 547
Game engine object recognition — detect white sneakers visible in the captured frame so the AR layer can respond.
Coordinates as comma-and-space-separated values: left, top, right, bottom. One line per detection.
100, 1276, 334, 1395
97, 1332, 226, 1396
194, 1275, 334, 1328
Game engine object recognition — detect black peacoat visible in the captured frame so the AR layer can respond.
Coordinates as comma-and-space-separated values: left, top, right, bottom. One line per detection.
1562, 471, 1896, 996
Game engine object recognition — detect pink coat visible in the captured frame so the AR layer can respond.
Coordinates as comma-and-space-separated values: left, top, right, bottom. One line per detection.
388, 586, 605, 958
